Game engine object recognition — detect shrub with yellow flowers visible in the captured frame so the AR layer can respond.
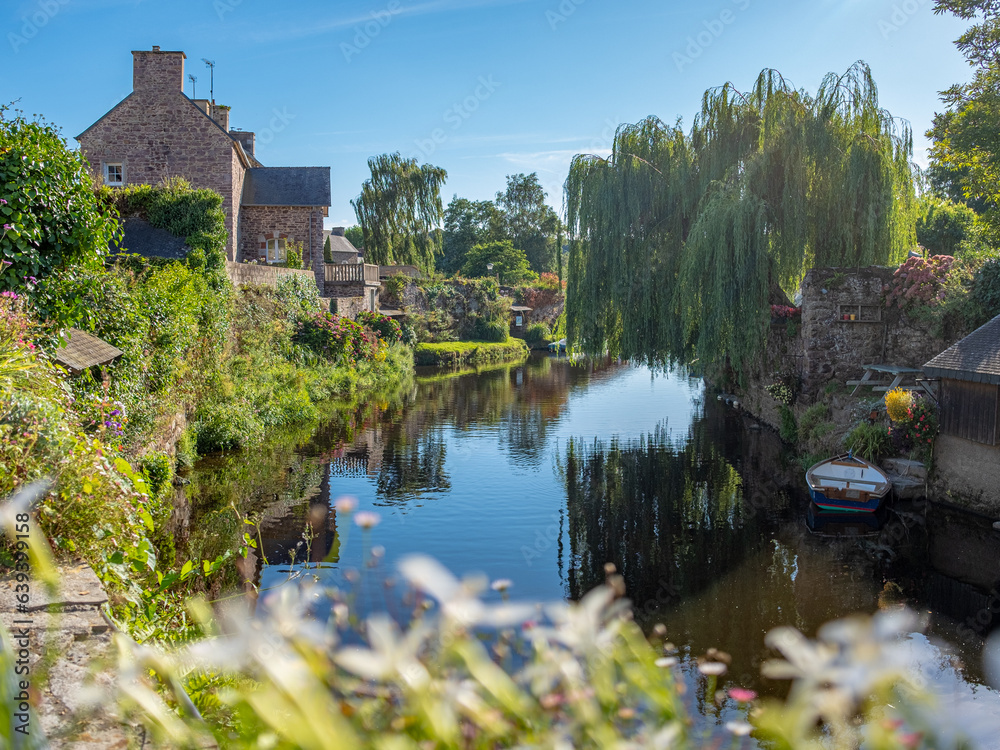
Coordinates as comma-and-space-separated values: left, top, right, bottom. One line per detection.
884, 387, 913, 422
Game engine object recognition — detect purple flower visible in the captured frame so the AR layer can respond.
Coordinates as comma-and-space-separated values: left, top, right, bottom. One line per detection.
103, 420, 112, 427
2, 225, 11, 231
0, 199, 6, 205
110, 409, 121, 416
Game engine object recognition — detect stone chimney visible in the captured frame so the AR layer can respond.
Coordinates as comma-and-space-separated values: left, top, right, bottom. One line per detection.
231, 130, 255, 157
192, 98, 210, 115
212, 104, 230, 131
131, 47, 186, 94
331, 227, 346, 236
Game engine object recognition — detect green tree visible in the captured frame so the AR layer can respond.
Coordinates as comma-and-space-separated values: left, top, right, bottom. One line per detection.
566, 64, 916, 376
0, 108, 118, 297
916, 197, 978, 255
352, 153, 447, 272
926, 2, 1000, 232
344, 225, 364, 251
439, 196, 503, 274
461, 240, 534, 285
496, 173, 561, 274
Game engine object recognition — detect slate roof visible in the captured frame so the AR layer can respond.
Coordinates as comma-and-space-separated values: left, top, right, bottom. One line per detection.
54, 329, 124, 374
328, 233, 361, 258
242, 167, 331, 207
111, 216, 190, 259
924, 314, 1000, 385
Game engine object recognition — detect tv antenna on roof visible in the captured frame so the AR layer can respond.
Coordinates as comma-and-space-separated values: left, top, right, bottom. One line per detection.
202, 59, 216, 103
188, 74, 197, 99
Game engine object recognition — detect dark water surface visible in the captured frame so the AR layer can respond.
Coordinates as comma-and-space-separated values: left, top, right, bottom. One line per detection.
183, 353, 1000, 734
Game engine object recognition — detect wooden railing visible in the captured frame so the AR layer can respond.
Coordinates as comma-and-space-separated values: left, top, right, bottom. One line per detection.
325, 263, 380, 285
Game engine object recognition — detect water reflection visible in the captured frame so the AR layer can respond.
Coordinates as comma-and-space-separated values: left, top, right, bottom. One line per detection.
180, 354, 1000, 723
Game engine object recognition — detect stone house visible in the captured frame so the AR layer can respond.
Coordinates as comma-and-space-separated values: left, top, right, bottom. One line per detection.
924, 314, 1000, 515
76, 46, 330, 291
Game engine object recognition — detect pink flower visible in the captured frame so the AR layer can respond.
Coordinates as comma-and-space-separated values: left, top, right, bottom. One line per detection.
728, 687, 757, 702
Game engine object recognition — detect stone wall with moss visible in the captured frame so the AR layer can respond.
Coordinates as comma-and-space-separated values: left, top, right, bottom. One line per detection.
800, 267, 953, 398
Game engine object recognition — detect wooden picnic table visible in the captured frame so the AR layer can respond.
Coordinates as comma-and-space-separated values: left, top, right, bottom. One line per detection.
847, 364, 926, 396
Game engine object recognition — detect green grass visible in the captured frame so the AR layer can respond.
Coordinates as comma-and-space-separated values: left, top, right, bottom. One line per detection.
414, 339, 530, 367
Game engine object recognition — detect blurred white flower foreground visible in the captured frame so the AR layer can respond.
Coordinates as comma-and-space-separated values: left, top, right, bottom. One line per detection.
76, 556, 1000, 748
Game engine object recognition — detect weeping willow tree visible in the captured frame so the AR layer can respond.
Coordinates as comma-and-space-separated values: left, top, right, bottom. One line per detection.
352, 153, 447, 271
565, 63, 917, 378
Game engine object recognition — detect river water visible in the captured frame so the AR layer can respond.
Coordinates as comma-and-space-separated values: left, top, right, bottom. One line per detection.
181, 353, 1000, 737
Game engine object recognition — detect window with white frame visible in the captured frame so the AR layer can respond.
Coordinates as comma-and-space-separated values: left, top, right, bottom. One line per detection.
265, 238, 287, 263
104, 162, 123, 186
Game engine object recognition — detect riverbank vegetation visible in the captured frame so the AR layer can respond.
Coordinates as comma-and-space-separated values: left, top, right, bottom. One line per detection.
0, 112, 413, 641
414, 338, 529, 366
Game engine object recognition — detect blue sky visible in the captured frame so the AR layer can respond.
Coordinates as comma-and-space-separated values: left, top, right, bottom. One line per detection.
3, 0, 972, 227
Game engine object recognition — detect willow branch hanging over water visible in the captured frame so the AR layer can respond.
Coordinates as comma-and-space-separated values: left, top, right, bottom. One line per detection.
565, 63, 917, 377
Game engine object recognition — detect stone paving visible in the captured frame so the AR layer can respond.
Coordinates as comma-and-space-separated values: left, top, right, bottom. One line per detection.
0, 562, 137, 748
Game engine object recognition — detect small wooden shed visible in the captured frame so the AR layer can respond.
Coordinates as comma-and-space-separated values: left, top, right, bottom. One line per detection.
923, 314, 1000, 445
510, 305, 532, 332
53, 329, 124, 375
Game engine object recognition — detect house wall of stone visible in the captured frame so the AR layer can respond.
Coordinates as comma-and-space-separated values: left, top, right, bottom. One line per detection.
224, 261, 317, 289
77, 50, 244, 260
239, 205, 325, 276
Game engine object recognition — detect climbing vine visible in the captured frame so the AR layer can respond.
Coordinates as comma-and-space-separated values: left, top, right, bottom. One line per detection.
565, 64, 917, 378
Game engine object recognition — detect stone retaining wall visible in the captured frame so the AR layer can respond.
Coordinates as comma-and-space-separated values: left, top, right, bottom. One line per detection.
225, 260, 317, 290
800, 268, 950, 398
932, 434, 1000, 515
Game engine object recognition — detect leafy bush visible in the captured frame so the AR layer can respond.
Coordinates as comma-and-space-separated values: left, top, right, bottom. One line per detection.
883, 255, 955, 310
885, 387, 913, 422
525, 322, 549, 344
461, 240, 535, 285
766, 382, 794, 405
0, 108, 118, 301
798, 402, 831, 444
383, 273, 409, 304
281, 241, 304, 270
275, 273, 321, 318
109, 178, 227, 267
472, 316, 509, 342
778, 405, 798, 443
770, 304, 801, 318
889, 394, 939, 463
969, 256, 1000, 326
194, 400, 265, 453
916, 197, 977, 256
536, 271, 565, 290
294, 312, 387, 364
844, 422, 891, 461
356, 310, 403, 344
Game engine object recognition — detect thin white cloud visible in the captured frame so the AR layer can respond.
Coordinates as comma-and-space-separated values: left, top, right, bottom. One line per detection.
241, 0, 533, 45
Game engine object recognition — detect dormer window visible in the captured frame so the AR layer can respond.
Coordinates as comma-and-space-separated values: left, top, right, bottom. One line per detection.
265, 238, 286, 263
104, 162, 123, 186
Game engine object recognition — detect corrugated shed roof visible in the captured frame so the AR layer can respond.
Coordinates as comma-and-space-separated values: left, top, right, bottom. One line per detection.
111, 217, 190, 259
924, 314, 1000, 385
242, 167, 331, 207
54, 329, 124, 374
